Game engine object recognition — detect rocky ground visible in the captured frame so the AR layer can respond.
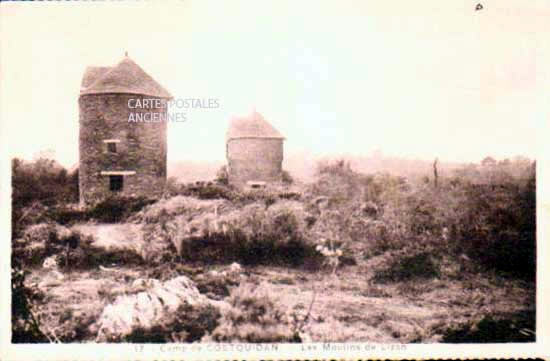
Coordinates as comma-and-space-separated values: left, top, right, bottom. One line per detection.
25, 224, 535, 343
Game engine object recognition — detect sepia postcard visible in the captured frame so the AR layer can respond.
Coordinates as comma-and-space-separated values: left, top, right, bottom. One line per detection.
0, 0, 549, 360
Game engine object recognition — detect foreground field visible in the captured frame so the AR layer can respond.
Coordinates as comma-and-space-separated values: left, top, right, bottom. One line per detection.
12, 159, 536, 343
24, 224, 534, 343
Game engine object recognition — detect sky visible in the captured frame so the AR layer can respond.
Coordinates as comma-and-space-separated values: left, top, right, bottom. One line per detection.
1, 0, 549, 168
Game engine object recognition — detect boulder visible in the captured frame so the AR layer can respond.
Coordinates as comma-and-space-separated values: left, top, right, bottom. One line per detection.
95, 276, 216, 342
229, 262, 242, 274
42, 255, 58, 270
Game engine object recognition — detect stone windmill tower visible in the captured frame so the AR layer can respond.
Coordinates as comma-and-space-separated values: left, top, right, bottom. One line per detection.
226, 110, 285, 187
78, 55, 172, 206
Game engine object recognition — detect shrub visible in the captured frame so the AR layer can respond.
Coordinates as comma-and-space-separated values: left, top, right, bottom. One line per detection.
11, 259, 48, 343
215, 165, 229, 185
203, 283, 300, 342
173, 182, 238, 201
11, 158, 78, 240
177, 205, 322, 268
12, 157, 78, 209
86, 196, 156, 223
123, 304, 221, 343
315, 239, 344, 274
163, 176, 182, 197
59, 238, 144, 270
194, 273, 238, 300
14, 223, 144, 269
12, 202, 52, 240
373, 252, 440, 283
454, 179, 536, 279
14, 223, 62, 266
279, 191, 302, 201
282, 170, 294, 184
156, 200, 323, 268
232, 203, 318, 266
369, 162, 536, 280
304, 163, 410, 258
49, 206, 87, 225
441, 310, 535, 343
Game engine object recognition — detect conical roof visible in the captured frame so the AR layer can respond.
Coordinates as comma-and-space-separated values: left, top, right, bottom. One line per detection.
80, 56, 172, 99
81, 66, 111, 89
226, 111, 285, 141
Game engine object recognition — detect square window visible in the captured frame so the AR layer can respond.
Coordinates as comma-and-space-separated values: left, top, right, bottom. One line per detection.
107, 142, 117, 153
109, 175, 123, 191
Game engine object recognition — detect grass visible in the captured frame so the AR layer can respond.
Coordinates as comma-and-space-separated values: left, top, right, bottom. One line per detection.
20, 253, 535, 343
12, 159, 536, 343
373, 252, 440, 284
202, 283, 301, 342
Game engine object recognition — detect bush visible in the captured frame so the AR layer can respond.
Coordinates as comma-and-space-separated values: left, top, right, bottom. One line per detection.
11, 158, 78, 240
13, 195, 156, 230
11, 202, 52, 240
13, 223, 63, 266
13, 223, 144, 269
369, 161, 536, 280
175, 203, 322, 268
203, 283, 300, 342
175, 182, 238, 201
282, 170, 294, 184
442, 310, 535, 343
215, 165, 229, 185
11, 259, 48, 343
123, 304, 221, 343
59, 239, 144, 270
163, 176, 182, 198
49, 206, 87, 225
12, 157, 78, 209
86, 196, 156, 223
373, 252, 440, 283
455, 179, 536, 279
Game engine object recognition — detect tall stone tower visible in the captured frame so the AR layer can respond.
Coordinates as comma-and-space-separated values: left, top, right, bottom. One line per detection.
226, 110, 285, 187
78, 55, 172, 206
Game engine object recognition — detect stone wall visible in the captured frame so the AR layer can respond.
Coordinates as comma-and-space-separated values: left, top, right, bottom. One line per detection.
79, 93, 167, 206
226, 138, 283, 186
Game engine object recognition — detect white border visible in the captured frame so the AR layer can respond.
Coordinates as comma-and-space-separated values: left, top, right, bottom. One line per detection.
1, 0, 549, 359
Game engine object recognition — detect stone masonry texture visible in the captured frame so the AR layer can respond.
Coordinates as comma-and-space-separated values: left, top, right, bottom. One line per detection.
79, 93, 167, 206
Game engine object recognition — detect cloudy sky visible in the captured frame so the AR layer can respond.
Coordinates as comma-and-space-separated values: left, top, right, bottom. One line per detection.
1, 0, 548, 167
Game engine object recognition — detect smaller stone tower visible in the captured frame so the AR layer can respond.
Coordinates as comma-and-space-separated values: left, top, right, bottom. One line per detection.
226, 110, 285, 187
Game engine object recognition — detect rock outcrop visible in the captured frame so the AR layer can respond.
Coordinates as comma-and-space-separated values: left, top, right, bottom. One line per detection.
95, 275, 218, 342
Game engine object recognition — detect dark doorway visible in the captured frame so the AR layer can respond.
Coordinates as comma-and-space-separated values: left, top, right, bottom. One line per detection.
109, 175, 123, 191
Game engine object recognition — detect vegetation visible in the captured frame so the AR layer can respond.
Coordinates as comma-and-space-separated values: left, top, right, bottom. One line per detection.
309, 157, 536, 280
11, 259, 48, 343
10, 154, 536, 343
203, 283, 300, 342
442, 310, 535, 343
373, 252, 440, 283
13, 224, 143, 270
